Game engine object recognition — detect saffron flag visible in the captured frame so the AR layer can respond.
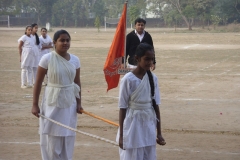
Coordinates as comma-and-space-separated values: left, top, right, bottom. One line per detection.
103, 2, 127, 91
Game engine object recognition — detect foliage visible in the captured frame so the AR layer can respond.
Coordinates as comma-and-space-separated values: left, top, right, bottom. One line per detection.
52, 0, 72, 26
212, 0, 240, 23
93, 0, 106, 21
164, 9, 181, 26
128, 0, 147, 18
94, 15, 101, 32
103, 0, 125, 18
1, 0, 239, 27
72, 0, 89, 27
146, 0, 165, 18
0, 0, 15, 15
129, 5, 140, 25
211, 15, 221, 29
183, 5, 197, 19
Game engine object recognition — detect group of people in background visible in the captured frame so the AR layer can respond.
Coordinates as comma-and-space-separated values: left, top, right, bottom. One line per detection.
18, 23, 53, 88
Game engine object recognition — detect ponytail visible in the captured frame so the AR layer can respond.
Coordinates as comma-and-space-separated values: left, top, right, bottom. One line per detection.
147, 70, 157, 108
31, 23, 40, 45
35, 33, 40, 45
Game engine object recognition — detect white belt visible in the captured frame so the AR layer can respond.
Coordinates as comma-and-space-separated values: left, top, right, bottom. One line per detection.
47, 82, 80, 99
129, 101, 152, 110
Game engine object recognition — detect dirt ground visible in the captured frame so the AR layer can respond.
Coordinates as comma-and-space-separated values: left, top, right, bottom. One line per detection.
0, 27, 240, 160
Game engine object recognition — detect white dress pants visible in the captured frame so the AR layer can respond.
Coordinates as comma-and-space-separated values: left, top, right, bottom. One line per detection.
119, 145, 156, 160
21, 66, 33, 86
40, 134, 75, 160
32, 67, 37, 84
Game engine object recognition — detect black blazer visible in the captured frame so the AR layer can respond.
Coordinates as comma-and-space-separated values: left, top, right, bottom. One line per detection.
124, 30, 155, 65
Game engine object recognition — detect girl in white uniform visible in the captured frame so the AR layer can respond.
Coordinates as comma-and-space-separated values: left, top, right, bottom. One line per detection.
31, 23, 41, 84
18, 25, 35, 88
117, 43, 166, 160
39, 27, 53, 60
32, 30, 83, 160
39, 27, 53, 85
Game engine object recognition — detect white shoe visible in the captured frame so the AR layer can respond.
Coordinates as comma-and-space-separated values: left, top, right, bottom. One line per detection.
21, 85, 28, 89
27, 85, 33, 88
42, 82, 47, 86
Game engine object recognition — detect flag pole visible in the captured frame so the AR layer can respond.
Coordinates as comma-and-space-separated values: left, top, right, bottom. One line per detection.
124, 1, 128, 69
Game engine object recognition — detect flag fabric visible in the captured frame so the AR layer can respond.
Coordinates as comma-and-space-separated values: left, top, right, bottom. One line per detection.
103, 2, 127, 91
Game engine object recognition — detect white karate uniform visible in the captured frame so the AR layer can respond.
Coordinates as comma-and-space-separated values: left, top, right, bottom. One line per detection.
39, 35, 53, 61
116, 72, 161, 160
39, 52, 81, 160
18, 35, 36, 86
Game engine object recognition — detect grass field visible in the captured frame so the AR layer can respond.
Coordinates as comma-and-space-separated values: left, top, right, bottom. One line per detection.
0, 27, 240, 160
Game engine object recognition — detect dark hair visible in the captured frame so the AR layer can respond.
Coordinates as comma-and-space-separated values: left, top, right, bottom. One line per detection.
53, 30, 71, 42
135, 43, 153, 58
135, 18, 146, 25
24, 25, 32, 35
147, 70, 157, 110
136, 43, 156, 107
41, 27, 47, 31
31, 23, 40, 45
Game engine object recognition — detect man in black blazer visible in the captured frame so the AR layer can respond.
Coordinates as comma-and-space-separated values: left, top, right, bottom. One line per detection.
122, 18, 155, 70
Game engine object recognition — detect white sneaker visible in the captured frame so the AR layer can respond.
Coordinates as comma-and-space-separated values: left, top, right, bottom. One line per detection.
21, 85, 28, 89
42, 82, 47, 86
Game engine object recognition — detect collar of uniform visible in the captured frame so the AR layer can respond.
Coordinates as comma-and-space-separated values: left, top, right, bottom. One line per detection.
134, 29, 145, 36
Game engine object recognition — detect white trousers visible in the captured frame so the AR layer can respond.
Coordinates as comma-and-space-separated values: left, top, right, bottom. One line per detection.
40, 134, 75, 160
21, 66, 33, 86
32, 67, 37, 84
119, 145, 156, 160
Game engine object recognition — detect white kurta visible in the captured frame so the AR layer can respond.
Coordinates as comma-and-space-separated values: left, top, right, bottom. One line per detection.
39, 35, 53, 61
116, 72, 161, 149
18, 35, 36, 68
39, 52, 81, 136
31, 34, 41, 66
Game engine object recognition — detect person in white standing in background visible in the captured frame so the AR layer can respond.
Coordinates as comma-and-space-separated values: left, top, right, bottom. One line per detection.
18, 25, 35, 88
39, 27, 53, 85
39, 27, 53, 59
31, 23, 41, 85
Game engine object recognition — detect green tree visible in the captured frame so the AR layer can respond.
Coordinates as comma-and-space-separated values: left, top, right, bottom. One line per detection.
182, 5, 197, 29
94, 15, 101, 32
164, 9, 181, 30
211, 14, 221, 29
52, 0, 72, 26
129, 5, 140, 28
28, 0, 43, 24
128, 0, 147, 18
104, 0, 125, 18
219, 0, 240, 23
93, 0, 106, 22
149, 0, 200, 30
72, 0, 89, 27
167, 0, 194, 30
146, 0, 164, 18
0, 0, 15, 15
210, 0, 240, 24
190, 0, 214, 29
